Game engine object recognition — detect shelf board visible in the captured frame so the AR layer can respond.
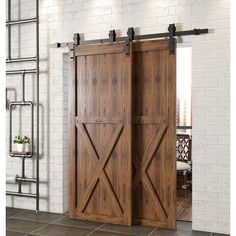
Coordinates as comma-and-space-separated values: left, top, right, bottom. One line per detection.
9, 151, 32, 158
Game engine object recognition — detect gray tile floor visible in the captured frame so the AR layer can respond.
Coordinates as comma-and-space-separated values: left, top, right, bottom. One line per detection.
6, 208, 229, 236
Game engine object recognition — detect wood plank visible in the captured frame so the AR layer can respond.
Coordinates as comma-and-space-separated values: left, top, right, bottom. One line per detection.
70, 42, 133, 226
75, 212, 126, 225
75, 43, 125, 56
132, 116, 167, 124
69, 55, 77, 219
167, 40, 177, 229
132, 39, 176, 229
76, 116, 123, 124
132, 39, 168, 52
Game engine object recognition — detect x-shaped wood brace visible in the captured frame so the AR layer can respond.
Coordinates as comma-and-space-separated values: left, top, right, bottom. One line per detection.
133, 123, 168, 221
76, 123, 124, 217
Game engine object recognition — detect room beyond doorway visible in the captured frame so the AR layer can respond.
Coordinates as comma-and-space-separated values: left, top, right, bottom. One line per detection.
176, 47, 192, 222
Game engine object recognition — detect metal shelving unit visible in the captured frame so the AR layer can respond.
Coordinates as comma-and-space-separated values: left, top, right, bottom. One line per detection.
6, 0, 40, 212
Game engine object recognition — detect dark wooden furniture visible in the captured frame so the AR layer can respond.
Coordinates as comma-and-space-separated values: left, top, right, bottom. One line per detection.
69, 39, 176, 229
176, 134, 192, 193
176, 134, 192, 162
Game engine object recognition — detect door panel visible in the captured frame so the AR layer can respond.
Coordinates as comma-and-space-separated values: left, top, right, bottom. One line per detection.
132, 39, 176, 229
69, 43, 132, 226
69, 39, 176, 228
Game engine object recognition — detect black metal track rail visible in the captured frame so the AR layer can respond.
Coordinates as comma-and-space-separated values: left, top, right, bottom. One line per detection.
51, 24, 209, 54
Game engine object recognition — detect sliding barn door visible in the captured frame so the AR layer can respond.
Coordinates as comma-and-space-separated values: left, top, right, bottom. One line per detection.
132, 39, 176, 229
69, 43, 133, 225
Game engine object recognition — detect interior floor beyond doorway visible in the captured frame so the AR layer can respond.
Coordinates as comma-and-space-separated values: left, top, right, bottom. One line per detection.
177, 189, 192, 222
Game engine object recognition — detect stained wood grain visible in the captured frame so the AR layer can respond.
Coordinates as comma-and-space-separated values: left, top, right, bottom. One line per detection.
69, 57, 77, 219
69, 42, 133, 226
69, 39, 176, 229
132, 39, 176, 229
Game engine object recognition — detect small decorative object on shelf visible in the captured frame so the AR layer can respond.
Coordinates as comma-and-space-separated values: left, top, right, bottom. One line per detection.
13, 135, 30, 153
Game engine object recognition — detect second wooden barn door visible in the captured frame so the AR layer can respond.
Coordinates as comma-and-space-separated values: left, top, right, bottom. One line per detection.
69, 43, 132, 226
132, 39, 176, 229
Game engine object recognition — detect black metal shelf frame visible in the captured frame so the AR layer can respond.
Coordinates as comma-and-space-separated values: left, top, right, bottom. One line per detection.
6, 18, 37, 26
6, 0, 40, 212
6, 69, 37, 75
7, 57, 37, 63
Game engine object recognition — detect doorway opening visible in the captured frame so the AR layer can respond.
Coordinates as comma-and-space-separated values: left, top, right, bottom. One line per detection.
176, 46, 192, 222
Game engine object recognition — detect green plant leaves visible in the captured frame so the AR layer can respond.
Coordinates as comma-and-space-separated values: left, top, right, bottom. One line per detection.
13, 135, 30, 144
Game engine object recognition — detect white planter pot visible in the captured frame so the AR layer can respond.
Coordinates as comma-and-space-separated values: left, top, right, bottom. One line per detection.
17, 144, 25, 153
25, 143, 31, 152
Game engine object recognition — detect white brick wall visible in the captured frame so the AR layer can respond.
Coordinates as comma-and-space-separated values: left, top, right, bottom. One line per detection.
6, 0, 230, 234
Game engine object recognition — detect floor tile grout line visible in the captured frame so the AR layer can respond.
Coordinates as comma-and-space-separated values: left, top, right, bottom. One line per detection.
94, 228, 157, 236
5, 229, 35, 235
176, 207, 186, 218
148, 227, 158, 236
40, 214, 67, 225
86, 223, 105, 236
51, 221, 104, 231
8, 216, 64, 224
24, 231, 45, 236
8, 210, 65, 224
48, 214, 105, 231
8, 209, 29, 219
25, 214, 66, 236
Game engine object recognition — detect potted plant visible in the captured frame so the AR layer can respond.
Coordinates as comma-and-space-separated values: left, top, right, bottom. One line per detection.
13, 135, 30, 153
24, 136, 31, 152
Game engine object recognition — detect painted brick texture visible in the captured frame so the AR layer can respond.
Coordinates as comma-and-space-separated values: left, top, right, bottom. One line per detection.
6, 0, 230, 234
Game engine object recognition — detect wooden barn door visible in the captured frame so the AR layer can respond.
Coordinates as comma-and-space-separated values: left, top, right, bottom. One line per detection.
132, 39, 176, 229
69, 43, 133, 226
